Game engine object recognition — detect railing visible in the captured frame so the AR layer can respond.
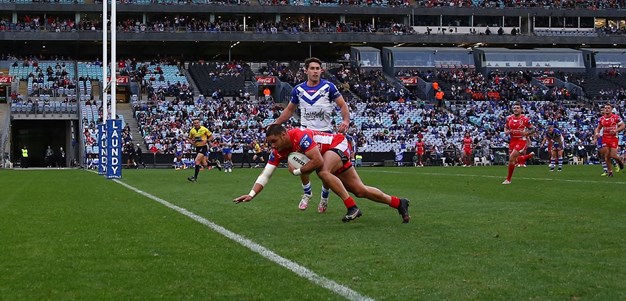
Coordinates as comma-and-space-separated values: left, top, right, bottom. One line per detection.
10, 101, 78, 117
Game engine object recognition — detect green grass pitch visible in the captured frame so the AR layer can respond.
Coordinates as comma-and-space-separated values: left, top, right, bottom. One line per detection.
1, 165, 625, 300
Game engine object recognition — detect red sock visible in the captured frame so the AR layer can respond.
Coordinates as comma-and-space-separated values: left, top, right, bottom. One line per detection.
389, 196, 400, 208
507, 163, 515, 181
343, 197, 356, 208
517, 153, 533, 164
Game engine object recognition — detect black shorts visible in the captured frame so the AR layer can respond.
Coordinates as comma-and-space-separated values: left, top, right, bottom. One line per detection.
329, 148, 352, 175
195, 145, 208, 156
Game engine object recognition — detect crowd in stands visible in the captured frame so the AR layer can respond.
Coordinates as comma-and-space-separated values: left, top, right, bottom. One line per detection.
597, 25, 626, 36
117, 17, 242, 33
11, 60, 79, 98
424, 69, 579, 102
114, 0, 250, 4
387, 67, 626, 162
8, 55, 621, 166
416, 0, 622, 9
596, 87, 626, 101
117, 59, 274, 154
259, 0, 623, 9
333, 67, 407, 102
0, 15, 102, 32
116, 16, 414, 34
121, 62, 624, 168
131, 90, 283, 154
259, 61, 304, 86
2, 53, 73, 63
259, 0, 408, 6
114, 58, 191, 97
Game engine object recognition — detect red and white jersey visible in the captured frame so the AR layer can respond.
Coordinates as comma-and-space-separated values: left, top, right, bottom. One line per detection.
462, 137, 473, 150
506, 114, 532, 140
415, 141, 425, 153
598, 113, 623, 140
268, 128, 349, 166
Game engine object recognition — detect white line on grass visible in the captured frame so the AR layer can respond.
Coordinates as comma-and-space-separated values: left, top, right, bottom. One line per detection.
359, 169, 626, 185
112, 179, 374, 301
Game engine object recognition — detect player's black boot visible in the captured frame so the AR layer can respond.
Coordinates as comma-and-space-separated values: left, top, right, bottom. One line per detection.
342, 206, 362, 222
397, 198, 411, 224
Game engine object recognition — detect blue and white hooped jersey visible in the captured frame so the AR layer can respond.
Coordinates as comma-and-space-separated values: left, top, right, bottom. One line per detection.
290, 79, 341, 132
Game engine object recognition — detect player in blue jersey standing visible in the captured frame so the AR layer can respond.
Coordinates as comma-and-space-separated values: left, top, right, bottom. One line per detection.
540, 123, 565, 172
221, 129, 234, 173
273, 57, 351, 213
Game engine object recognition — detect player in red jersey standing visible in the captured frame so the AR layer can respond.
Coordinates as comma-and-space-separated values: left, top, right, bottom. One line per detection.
502, 102, 535, 184
233, 124, 410, 223
414, 138, 425, 167
594, 103, 625, 177
461, 132, 473, 167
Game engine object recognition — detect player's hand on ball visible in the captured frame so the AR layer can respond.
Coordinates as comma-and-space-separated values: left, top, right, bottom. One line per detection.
233, 195, 253, 204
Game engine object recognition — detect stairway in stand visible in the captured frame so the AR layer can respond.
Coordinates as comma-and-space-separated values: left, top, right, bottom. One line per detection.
92, 81, 101, 100
19, 80, 28, 97
0, 103, 9, 156
116, 102, 145, 151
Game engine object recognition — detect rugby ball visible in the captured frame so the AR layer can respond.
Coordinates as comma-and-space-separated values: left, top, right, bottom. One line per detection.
288, 152, 309, 169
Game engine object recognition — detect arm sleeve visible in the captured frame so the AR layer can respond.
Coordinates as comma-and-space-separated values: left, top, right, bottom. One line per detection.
267, 150, 282, 166
329, 82, 342, 100
297, 133, 317, 153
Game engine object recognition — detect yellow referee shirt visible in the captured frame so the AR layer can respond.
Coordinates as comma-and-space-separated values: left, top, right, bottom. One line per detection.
189, 126, 212, 147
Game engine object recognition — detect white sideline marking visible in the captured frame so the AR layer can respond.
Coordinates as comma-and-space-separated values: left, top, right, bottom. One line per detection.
112, 179, 374, 301
360, 169, 626, 185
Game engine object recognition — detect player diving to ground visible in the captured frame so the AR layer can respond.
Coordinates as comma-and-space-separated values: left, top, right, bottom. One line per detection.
233, 124, 411, 223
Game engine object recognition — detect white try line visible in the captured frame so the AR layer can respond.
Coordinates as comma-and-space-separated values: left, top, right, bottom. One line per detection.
111, 178, 374, 301
359, 169, 626, 185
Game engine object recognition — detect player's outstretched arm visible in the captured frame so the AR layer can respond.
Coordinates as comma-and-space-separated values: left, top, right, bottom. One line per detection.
233, 164, 276, 204
233, 182, 264, 204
